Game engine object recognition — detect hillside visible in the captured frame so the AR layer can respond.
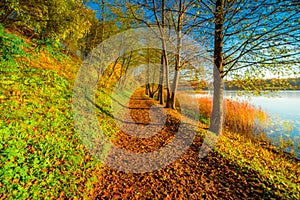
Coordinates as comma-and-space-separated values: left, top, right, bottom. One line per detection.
0, 29, 104, 198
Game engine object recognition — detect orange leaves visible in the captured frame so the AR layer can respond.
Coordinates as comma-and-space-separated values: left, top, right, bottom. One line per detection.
90, 89, 297, 199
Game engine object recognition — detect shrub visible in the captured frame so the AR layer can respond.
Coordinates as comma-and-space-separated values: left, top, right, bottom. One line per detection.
0, 23, 30, 68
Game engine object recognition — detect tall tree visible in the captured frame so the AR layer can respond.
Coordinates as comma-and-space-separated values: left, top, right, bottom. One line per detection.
168, 0, 197, 109
0, 0, 94, 53
158, 0, 166, 105
194, 0, 300, 135
128, 0, 172, 105
130, 0, 198, 108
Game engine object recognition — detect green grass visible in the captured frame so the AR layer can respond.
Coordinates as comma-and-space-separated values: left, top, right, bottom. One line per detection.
0, 64, 102, 199
216, 131, 300, 199
0, 28, 125, 199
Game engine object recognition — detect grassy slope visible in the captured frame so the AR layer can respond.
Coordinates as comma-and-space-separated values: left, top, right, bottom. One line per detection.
0, 31, 299, 199
0, 36, 103, 199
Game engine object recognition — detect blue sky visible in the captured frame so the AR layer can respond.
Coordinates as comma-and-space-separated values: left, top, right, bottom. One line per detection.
83, 0, 299, 80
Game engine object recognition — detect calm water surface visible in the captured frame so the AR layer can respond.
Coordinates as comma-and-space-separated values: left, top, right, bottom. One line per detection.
225, 90, 300, 137
195, 90, 300, 158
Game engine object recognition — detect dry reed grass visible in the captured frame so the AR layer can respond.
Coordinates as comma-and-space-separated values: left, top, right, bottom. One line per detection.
178, 93, 268, 138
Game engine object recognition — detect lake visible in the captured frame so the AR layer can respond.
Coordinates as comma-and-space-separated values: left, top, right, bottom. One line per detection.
195, 90, 300, 158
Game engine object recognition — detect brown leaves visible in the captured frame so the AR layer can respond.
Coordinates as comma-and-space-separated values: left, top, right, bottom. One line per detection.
92, 89, 296, 199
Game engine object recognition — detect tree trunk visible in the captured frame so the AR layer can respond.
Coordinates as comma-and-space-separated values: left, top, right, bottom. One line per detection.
146, 49, 150, 96
209, 0, 224, 135
165, 63, 172, 108
149, 92, 154, 98
169, 0, 183, 110
170, 69, 180, 109
170, 31, 182, 109
209, 67, 224, 135
163, 44, 172, 108
159, 0, 172, 108
158, 53, 164, 104
100, 0, 105, 43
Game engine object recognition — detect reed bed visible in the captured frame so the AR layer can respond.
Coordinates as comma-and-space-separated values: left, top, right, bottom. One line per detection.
179, 94, 268, 138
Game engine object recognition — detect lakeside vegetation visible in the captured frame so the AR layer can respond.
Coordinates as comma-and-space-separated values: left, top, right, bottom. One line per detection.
225, 78, 300, 91
188, 78, 300, 92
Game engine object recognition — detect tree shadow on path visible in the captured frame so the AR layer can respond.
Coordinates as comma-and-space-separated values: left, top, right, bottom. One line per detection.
93, 90, 284, 199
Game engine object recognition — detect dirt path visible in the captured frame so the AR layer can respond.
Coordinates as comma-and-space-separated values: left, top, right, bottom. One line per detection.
93, 90, 280, 199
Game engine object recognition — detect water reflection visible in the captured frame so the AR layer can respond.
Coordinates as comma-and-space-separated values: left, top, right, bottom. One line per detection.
195, 90, 300, 158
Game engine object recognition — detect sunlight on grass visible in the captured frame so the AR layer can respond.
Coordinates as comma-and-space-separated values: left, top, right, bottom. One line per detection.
0, 58, 101, 199
216, 131, 300, 199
